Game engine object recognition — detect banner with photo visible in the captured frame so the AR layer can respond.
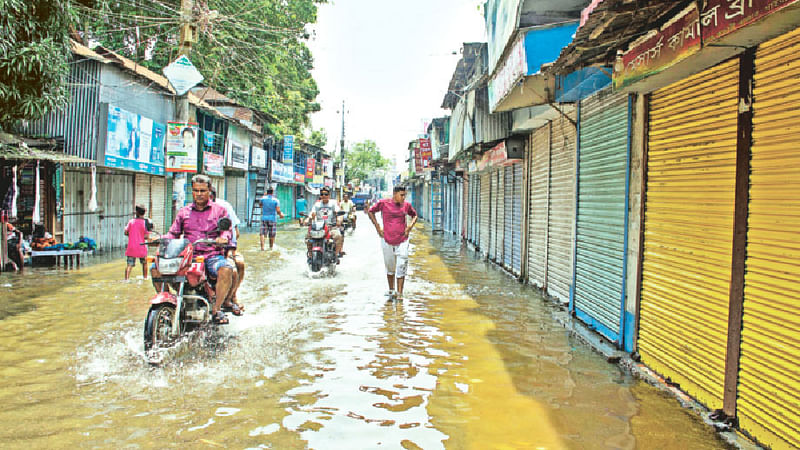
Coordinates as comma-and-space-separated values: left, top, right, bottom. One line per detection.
166, 122, 199, 173
251, 146, 267, 169
226, 138, 248, 169
104, 104, 166, 175
203, 151, 224, 177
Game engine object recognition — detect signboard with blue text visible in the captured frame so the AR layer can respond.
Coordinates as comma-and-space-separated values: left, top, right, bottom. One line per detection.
104, 104, 166, 175
271, 160, 294, 183
283, 135, 294, 163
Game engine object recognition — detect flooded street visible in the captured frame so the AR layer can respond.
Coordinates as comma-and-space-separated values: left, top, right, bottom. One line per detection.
0, 212, 728, 449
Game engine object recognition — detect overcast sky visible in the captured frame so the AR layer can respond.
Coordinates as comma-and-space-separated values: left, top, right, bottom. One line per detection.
307, 0, 487, 170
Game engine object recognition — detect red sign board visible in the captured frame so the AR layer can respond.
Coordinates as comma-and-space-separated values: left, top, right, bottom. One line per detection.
419, 137, 432, 169
305, 158, 315, 181
413, 143, 423, 173
294, 172, 305, 183
615, 0, 799, 89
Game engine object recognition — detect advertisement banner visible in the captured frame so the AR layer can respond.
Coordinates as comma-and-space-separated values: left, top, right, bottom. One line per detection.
419, 136, 432, 170
166, 121, 199, 173
226, 139, 248, 169
104, 104, 166, 175
322, 158, 333, 178
251, 146, 267, 169
306, 158, 315, 181
413, 143, 423, 173
283, 135, 294, 163
294, 173, 305, 183
324, 178, 334, 188
203, 151, 224, 177
271, 160, 294, 183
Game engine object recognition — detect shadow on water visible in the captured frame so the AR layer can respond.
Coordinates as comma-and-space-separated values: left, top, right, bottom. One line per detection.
412, 227, 730, 449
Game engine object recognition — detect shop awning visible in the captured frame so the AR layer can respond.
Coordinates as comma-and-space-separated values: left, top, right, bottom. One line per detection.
0, 134, 95, 163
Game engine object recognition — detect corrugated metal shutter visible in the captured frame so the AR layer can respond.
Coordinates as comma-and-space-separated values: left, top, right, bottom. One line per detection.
738, 28, 800, 450
504, 165, 514, 269
639, 59, 739, 410
573, 89, 630, 342
480, 173, 491, 256
470, 176, 478, 244
276, 184, 293, 225
528, 124, 550, 287
489, 171, 498, 260
135, 173, 150, 216
546, 112, 577, 303
512, 162, 523, 276
150, 176, 166, 233
495, 168, 505, 263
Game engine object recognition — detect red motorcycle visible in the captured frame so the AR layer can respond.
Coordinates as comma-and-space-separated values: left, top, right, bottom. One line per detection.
143, 218, 233, 353
302, 211, 344, 273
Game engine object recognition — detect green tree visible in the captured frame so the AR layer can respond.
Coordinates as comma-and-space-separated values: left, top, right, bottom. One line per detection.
74, 0, 323, 136
344, 140, 390, 183
0, 0, 74, 129
305, 127, 327, 148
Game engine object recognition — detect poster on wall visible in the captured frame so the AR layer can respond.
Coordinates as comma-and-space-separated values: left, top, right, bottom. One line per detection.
104, 104, 166, 175
226, 139, 248, 169
165, 121, 199, 173
203, 151, 224, 177
251, 146, 267, 169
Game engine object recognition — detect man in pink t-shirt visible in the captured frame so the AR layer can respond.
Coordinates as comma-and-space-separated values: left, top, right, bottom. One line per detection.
368, 185, 418, 300
124, 204, 151, 280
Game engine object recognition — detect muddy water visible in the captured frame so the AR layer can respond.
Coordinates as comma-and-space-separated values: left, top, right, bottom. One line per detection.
0, 215, 728, 449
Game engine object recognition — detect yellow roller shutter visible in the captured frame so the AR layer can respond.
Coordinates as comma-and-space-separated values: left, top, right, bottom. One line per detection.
638, 58, 739, 410
739, 26, 800, 450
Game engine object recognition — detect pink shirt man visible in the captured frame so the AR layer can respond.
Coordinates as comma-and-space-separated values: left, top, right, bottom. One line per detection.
369, 198, 417, 245
167, 202, 232, 258
125, 218, 149, 259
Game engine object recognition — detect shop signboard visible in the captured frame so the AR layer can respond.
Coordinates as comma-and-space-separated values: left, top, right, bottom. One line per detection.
163, 54, 204, 96
322, 158, 333, 178
225, 139, 248, 170
294, 173, 305, 183
103, 104, 166, 175
283, 135, 294, 163
614, 0, 799, 89
413, 142, 423, 173
488, 35, 527, 112
203, 151, 224, 176
271, 160, 294, 183
165, 121, 199, 173
324, 178, 334, 188
306, 158, 315, 181
251, 146, 267, 169
419, 136, 432, 170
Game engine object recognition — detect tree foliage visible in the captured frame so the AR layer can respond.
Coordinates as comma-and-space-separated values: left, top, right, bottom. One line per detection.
74, 0, 324, 136
344, 140, 390, 183
305, 127, 327, 148
0, 0, 74, 129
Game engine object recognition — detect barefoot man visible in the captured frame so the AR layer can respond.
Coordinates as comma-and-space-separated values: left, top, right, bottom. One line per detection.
368, 185, 417, 300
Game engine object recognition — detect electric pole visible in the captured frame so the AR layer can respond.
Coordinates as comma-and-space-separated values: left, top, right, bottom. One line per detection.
339, 100, 346, 189
176, 0, 195, 122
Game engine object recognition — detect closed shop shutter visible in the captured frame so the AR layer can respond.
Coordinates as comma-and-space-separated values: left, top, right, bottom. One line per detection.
235, 175, 248, 221
495, 168, 505, 263
135, 173, 150, 214
276, 184, 293, 224
470, 177, 478, 244
150, 176, 166, 233
738, 28, 800, 450
573, 89, 630, 342
528, 124, 550, 287
504, 165, 514, 269
639, 58, 739, 410
479, 173, 490, 256
546, 113, 577, 303
512, 162, 523, 276
489, 171, 497, 260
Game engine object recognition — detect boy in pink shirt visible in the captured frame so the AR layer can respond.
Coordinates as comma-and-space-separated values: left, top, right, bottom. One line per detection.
124, 205, 151, 280
368, 185, 418, 300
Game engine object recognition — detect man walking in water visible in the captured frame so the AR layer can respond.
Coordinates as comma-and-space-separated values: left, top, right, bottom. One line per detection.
368, 185, 417, 300
259, 187, 284, 250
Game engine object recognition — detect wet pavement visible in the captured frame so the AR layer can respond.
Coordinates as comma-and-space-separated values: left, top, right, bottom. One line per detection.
0, 212, 730, 449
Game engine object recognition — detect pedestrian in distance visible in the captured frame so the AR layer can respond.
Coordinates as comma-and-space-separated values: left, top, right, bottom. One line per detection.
260, 187, 284, 251
124, 204, 152, 280
368, 185, 418, 301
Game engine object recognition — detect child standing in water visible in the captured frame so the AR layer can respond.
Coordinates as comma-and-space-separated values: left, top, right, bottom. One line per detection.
124, 204, 150, 280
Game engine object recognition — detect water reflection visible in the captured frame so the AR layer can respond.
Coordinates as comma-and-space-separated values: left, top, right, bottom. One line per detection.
0, 220, 728, 448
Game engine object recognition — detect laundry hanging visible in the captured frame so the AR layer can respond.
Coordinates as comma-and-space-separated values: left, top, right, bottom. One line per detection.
32, 161, 40, 224
88, 165, 98, 212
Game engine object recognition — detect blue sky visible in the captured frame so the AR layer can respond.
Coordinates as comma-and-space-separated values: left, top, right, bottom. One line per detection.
308, 0, 486, 170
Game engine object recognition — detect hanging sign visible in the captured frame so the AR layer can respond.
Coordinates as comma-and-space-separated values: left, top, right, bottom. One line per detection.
419, 136, 433, 170
305, 158, 315, 181
166, 121, 199, 173
283, 135, 295, 163
163, 55, 204, 96
104, 104, 166, 175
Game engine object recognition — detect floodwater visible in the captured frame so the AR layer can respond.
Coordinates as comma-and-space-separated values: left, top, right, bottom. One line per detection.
0, 212, 729, 449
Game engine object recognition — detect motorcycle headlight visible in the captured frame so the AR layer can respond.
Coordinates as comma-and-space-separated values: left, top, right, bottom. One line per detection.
158, 257, 182, 275
310, 229, 325, 239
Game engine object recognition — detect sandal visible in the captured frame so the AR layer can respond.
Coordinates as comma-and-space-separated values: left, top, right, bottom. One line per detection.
222, 302, 244, 316
212, 311, 229, 325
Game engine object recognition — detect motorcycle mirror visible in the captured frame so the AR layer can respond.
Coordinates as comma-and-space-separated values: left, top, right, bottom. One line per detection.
218, 217, 232, 231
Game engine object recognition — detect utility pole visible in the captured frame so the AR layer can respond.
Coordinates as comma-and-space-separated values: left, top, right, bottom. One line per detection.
339, 100, 346, 190
176, 0, 195, 123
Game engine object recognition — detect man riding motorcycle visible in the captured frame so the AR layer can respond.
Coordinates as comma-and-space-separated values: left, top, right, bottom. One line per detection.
151, 174, 238, 324
340, 193, 356, 231
307, 186, 344, 262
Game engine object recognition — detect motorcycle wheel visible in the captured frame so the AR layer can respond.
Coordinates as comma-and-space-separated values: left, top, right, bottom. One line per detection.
143, 304, 179, 351
310, 251, 322, 272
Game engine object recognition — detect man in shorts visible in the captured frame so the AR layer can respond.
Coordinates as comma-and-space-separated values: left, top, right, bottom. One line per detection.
259, 187, 284, 250
368, 185, 418, 300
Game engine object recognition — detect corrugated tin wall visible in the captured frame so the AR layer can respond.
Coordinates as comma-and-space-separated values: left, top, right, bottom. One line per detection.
475, 87, 512, 145
528, 124, 550, 287
494, 168, 505, 262
489, 171, 499, 260
639, 59, 739, 411
479, 173, 491, 257
64, 169, 134, 249
546, 112, 577, 303
504, 165, 514, 269
18, 58, 102, 160
512, 162, 523, 276
739, 27, 800, 450
573, 89, 630, 342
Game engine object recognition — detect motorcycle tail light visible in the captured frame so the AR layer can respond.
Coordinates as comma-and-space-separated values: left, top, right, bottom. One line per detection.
195, 256, 205, 263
